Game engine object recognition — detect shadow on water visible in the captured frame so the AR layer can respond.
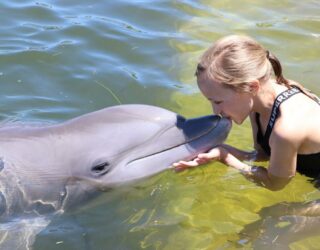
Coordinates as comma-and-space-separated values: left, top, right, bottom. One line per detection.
239, 198, 320, 249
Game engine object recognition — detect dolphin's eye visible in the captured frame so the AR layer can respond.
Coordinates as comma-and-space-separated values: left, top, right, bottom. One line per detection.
91, 162, 111, 176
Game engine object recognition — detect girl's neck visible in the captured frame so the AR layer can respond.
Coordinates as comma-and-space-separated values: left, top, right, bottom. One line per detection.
252, 79, 288, 118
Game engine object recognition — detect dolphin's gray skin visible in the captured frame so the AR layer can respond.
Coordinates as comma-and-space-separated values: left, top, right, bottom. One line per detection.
0, 104, 231, 217
0, 104, 231, 249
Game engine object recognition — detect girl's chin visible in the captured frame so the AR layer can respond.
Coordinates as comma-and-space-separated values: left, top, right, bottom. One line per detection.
233, 117, 245, 125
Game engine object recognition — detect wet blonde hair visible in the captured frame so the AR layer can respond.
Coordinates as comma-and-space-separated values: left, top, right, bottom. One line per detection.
195, 35, 292, 92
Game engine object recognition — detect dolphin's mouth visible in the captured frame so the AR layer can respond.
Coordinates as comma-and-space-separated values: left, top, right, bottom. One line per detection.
127, 116, 223, 164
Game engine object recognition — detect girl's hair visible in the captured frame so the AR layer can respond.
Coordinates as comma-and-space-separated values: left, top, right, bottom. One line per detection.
196, 35, 315, 99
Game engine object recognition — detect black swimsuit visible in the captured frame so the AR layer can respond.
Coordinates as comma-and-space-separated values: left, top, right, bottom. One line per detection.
256, 86, 320, 178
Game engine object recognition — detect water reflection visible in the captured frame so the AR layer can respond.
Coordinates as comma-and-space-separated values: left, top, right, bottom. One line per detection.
240, 200, 320, 249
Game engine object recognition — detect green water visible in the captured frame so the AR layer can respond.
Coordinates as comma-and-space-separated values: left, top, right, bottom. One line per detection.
1, 0, 320, 249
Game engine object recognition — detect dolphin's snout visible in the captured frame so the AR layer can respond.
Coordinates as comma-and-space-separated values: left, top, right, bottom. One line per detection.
220, 117, 232, 131
178, 114, 221, 139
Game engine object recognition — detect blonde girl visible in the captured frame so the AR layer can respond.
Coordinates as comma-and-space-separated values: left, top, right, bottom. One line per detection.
174, 35, 320, 191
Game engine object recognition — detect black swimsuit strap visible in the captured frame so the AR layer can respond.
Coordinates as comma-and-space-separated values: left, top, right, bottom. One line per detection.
256, 86, 320, 157
264, 87, 301, 140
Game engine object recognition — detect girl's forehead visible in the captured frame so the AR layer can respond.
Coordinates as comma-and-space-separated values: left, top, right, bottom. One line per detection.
197, 74, 237, 98
197, 75, 223, 92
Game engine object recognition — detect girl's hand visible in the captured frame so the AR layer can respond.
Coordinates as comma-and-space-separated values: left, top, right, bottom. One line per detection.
172, 147, 226, 172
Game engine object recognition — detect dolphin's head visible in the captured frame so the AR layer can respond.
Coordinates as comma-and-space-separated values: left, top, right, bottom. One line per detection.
69, 105, 231, 188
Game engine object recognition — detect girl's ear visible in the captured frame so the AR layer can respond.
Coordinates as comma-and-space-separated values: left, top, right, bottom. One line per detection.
248, 80, 260, 95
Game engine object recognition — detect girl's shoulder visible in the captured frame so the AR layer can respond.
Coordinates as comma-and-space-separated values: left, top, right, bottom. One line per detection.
273, 92, 320, 142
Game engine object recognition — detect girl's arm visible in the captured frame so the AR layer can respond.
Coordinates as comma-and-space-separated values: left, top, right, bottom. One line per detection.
173, 125, 297, 191
218, 145, 294, 191
219, 144, 263, 162
173, 144, 293, 191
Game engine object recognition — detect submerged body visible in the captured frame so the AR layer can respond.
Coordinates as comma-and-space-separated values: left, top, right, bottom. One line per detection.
174, 35, 320, 190
0, 104, 231, 220
240, 200, 320, 249
173, 34, 320, 248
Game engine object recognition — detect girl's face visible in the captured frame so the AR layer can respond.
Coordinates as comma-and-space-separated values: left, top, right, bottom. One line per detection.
197, 74, 254, 125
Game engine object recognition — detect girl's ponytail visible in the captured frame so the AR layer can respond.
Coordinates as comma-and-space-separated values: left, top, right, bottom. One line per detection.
266, 50, 291, 89
267, 50, 319, 102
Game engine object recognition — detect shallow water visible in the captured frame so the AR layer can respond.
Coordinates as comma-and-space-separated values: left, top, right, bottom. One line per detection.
1, 0, 320, 249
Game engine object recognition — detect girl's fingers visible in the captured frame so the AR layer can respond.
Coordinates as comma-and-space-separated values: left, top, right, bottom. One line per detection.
175, 160, 200, 167
172, 160, 200, 172
172, 147, 224, 171
198, 148, 221, 160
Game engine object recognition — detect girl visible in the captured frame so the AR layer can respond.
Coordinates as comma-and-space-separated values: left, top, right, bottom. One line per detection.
173, 35, 320, 191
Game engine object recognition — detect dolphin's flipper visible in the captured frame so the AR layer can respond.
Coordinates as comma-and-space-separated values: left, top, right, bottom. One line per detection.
0, 216, 51, 250
239, 200, 320, 249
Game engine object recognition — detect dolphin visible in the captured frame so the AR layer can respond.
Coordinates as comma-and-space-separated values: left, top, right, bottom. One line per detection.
0, 104, 231, 248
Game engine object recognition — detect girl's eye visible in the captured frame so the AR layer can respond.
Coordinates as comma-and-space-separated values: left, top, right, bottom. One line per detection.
214, 101, 223, 105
